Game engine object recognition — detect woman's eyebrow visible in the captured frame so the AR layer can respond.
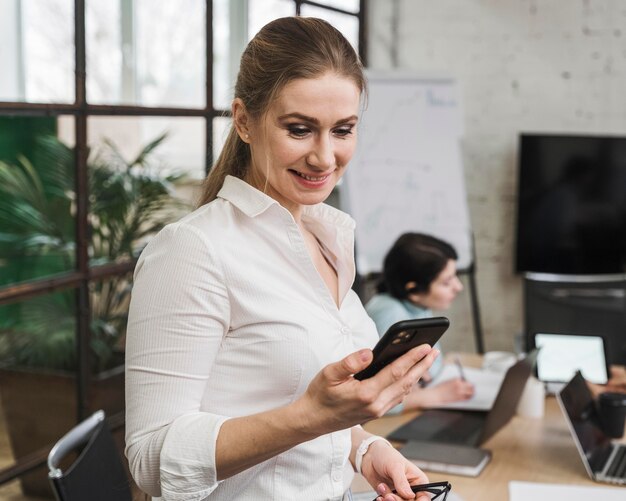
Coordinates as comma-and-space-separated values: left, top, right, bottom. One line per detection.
277, 112, 358, 125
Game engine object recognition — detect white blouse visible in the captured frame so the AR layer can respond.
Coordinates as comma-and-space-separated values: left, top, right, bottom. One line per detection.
125, 176, 378, 501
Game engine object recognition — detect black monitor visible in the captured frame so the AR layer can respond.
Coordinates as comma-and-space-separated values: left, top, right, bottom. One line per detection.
515, 133, 626, 274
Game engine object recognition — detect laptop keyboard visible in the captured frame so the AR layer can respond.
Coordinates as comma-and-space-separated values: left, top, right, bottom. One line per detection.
431, 413, 484, 444
605, 444, 626, 481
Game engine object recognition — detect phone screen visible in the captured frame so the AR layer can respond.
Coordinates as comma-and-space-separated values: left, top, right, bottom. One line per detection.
354, 317, 449, 380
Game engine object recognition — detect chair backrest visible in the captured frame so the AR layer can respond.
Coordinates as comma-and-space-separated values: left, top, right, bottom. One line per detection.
47, 410, 132, 501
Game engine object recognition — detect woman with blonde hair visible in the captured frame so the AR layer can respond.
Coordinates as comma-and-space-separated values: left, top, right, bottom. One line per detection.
125, 17, 437, 501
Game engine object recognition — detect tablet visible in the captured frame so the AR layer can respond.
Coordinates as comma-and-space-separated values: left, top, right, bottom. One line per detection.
532, 332, 609, 384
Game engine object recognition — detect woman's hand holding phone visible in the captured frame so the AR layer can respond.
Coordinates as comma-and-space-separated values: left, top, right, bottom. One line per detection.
295, 341, 440, 436
355, 318, 450, 381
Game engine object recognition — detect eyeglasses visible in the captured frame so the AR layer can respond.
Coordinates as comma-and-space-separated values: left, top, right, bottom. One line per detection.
371, 481, 452, 500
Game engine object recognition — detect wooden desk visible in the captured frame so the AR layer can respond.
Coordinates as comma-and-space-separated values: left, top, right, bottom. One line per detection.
352, 354, 623, 500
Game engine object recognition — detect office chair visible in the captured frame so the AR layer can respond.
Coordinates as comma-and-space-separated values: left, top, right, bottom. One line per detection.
47, 410, 132, 501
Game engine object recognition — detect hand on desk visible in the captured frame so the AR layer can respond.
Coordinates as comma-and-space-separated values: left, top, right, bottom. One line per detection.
607, 366, 626, 392
588, 365, 626, 397
402, 378, 475, 411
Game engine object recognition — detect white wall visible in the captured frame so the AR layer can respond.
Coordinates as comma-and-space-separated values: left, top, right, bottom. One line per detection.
367, 0, 626, 353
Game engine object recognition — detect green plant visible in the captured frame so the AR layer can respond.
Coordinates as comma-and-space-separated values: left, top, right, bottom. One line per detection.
0, 134, 189, 372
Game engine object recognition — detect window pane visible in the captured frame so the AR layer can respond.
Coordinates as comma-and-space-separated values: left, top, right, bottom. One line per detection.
0, 0, 74, 103
87, 116, 195, 264
86, 0, 206, 107
213, 0, 294, 110
248, 0, 295, 39
0, 117, 76, 288
0, 289, 77, 498
213, 116, 232, 163
0, 285, 125, 498
89, 274, 132, 373
300, 5, 359, 50
213, 0, 232, 109
310, 0, 359, 13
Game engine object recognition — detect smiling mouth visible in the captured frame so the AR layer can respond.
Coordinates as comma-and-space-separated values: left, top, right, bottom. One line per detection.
289, 169, 331, 182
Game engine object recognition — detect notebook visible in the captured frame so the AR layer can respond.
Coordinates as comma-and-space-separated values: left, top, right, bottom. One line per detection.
425, 364, 506, 411
556, 371, 626, 485
387, 350, 536, 446
400, 439, 492, 477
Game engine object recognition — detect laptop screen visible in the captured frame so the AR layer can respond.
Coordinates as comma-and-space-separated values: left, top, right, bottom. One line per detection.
534, 333, 608, 384
557, 372, 613, 475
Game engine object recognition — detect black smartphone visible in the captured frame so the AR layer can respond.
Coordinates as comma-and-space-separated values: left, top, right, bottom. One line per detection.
354, 317, 449, 381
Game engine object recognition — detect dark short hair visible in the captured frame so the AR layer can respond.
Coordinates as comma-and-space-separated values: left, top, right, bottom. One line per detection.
379, 233, 458, 300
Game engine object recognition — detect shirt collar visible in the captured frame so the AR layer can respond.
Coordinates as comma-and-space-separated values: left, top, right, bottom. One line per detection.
217, 175, 279, 218
217, 175, 356, 231
217, 175, 357, 306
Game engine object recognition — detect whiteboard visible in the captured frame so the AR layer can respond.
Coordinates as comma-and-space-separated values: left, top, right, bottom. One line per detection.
341, 73, 472, 274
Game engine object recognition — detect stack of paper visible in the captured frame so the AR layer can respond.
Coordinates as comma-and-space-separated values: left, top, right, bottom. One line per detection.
509, 481, 625, 500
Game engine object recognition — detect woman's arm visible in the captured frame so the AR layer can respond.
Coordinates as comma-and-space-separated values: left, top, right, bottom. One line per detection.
125, 223, 232, 498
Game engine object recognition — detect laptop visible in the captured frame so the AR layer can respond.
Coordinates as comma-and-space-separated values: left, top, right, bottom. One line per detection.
556, 371, 626, 485
387, 350, 537, 446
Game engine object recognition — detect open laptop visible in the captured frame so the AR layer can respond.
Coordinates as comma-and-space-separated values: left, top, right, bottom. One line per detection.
556, 371, 626, 485
387, 350, 537, 446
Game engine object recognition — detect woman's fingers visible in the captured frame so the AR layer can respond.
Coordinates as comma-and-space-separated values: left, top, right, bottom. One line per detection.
374, 346, 439, 411
376, 344, 435, 386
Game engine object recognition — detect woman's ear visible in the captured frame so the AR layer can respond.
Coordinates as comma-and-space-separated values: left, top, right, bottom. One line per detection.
232, 98, 251, 143
405, 281, 421, 303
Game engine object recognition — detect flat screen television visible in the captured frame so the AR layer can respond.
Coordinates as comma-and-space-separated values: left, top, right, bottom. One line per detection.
515, 133, 626, 274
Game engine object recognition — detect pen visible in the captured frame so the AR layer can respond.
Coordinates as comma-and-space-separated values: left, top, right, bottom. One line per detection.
455, 356, 466, 381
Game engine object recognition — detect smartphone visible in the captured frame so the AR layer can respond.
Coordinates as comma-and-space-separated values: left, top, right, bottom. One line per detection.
354, 317, 449, 381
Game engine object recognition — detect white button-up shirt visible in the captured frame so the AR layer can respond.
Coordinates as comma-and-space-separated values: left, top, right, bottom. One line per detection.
125, 176, 378, 501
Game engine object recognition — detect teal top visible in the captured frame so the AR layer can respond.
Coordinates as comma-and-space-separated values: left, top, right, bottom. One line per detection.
365, 292, 444, 414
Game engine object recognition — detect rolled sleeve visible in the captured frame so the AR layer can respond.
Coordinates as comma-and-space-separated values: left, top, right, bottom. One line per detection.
160, 413, 229, 500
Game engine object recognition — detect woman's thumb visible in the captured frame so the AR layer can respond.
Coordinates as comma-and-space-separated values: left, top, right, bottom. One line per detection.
328, 349, 373, 382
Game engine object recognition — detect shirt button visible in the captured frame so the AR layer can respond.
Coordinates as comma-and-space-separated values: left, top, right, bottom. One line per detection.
332, 469, 342, 482
341, 326, 350, 335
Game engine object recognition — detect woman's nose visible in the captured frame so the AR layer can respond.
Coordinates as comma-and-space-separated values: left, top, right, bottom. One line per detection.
307, 136, 335, 170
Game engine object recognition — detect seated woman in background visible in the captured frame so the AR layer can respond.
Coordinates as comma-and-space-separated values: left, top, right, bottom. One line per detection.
366, 233, 475, 412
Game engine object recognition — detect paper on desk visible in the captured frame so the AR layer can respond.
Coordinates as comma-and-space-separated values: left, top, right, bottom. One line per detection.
509, 481, 625, 500
424, 364, 505, 411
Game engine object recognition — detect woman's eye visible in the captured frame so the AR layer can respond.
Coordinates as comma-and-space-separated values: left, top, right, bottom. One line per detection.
287, 126, 310, 137
334, 126, 354, 137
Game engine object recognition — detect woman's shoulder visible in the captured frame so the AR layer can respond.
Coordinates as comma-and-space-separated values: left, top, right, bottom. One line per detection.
365, 293, 406, 319
365, 292, 399, 310
139, 200, 235, 256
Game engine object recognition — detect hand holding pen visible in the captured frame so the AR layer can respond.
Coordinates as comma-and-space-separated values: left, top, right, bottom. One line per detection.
454, 356, 467, 381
